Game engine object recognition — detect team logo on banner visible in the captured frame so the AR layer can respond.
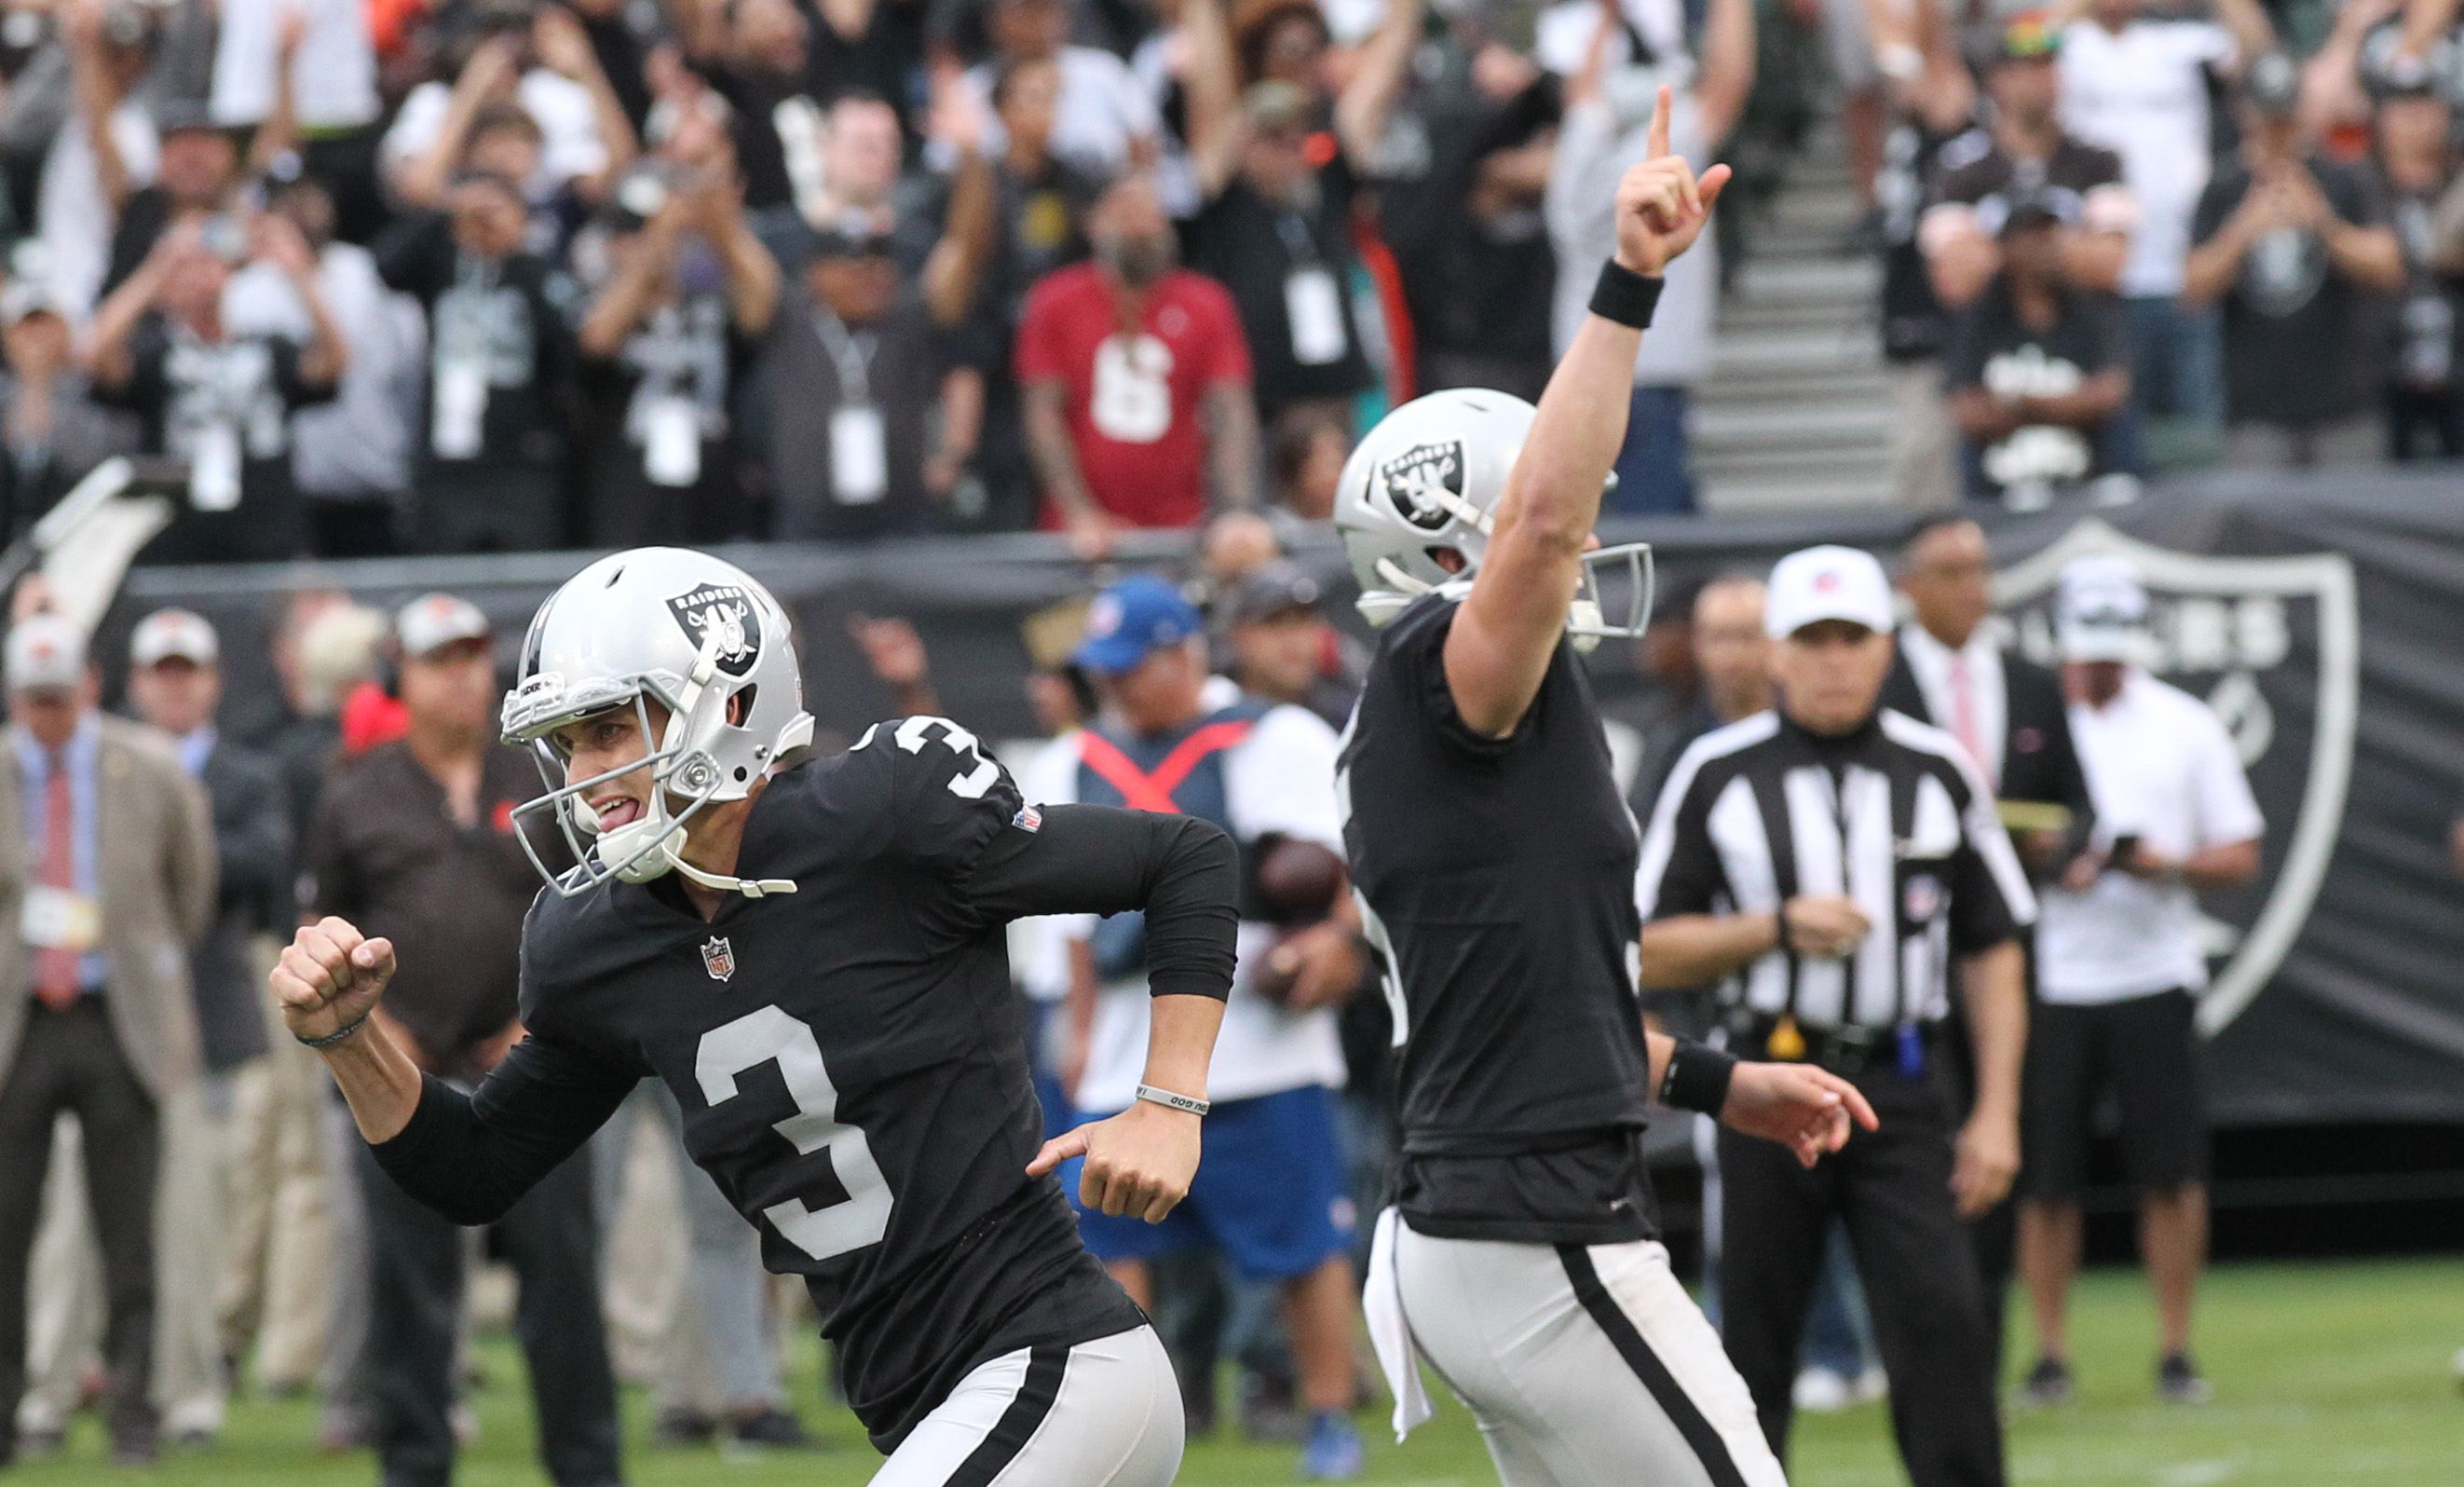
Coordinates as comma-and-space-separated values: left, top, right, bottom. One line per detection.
1994, 519, 2359, 1035
701, 935, 737, 983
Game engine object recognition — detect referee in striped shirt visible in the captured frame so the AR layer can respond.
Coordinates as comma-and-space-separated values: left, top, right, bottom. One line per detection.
1636, 544, 2033, 1487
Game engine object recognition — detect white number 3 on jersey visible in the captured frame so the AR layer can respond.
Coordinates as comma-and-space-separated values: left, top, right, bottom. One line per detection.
698, 1006, 893, 1262
856, 715, 1001, 799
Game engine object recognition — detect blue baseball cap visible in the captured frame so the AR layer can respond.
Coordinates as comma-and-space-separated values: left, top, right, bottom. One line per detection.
1072, 575, 1203, 676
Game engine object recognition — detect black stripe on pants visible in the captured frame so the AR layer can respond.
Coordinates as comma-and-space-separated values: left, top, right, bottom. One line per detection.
1718, 1070, 2006, 1487
946, 1345, 1069, 1487
1558, 1245, 1750, 1487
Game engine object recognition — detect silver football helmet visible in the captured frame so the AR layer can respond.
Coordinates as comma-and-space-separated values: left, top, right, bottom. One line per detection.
501, 547, 816, 899
1332, 389, 1653, 650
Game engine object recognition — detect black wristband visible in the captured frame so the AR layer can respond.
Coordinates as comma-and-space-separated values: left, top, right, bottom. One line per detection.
1589, 259, 1664, 329
1660, 1037, 1739, 1115
295, 1011, 370, 1050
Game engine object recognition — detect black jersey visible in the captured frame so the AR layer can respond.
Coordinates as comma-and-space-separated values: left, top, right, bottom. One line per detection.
369, 717, 1237, 1451
1338, 594, 1658, 1245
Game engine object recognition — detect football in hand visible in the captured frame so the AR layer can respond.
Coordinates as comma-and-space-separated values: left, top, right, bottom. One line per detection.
1252, 838, 1346, 925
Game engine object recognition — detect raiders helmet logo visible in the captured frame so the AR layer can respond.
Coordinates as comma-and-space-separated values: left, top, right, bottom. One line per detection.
701, 935, 736, 982
1376, 441, 1466, 533
666, 585, 763, 677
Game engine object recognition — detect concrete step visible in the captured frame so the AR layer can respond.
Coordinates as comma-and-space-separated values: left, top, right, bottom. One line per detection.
1729, 255, 1882, 309
1695, 365, 1890, 408
1767, 184, 1869, 241
1785, 159, 1859, 194
1693, 400, 1892, 453
1699, 471, 1892, 513
1749, 233, 1880, 267
1718, 295, 1875, 334
1695, 441, 1889, 483
1708, 325, 1885, 380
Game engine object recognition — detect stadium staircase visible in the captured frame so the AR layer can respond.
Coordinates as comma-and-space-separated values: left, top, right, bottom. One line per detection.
1695, 125, 1894, 512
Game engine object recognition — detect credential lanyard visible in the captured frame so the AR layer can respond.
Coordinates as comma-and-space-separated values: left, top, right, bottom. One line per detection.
811, 309, 878, 406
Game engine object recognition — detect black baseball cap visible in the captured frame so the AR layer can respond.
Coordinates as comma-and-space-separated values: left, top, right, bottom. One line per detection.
810, 222, 898, 261
1222, 561, 1324, 627
156, 99, 235, 141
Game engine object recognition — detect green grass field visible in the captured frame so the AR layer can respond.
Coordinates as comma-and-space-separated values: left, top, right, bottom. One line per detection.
11, 1259, 2457, 1485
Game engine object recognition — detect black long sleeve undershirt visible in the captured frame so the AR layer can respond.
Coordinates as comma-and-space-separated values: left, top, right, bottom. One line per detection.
960, 802, 1239, 1001
370, 800, 1238, 1226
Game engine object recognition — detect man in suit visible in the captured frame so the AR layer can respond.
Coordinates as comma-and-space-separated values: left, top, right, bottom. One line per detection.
124, 608, 291, 1444
1881, 513, 2094, 1378
0, 613, 215, 1467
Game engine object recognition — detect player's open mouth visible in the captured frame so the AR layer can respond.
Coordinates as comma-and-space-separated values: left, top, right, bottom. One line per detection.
592, 796, 645, 830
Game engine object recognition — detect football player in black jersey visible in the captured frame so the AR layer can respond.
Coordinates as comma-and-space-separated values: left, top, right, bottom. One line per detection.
1335, 90, 1879, 1487
270, 547, 1239, 1486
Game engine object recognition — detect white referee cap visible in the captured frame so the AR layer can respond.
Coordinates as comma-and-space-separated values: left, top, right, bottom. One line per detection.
1765, 545, 1894, 639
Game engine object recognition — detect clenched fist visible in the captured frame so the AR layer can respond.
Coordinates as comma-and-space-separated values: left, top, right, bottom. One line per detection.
1614, 85, 1732, 278
271, 916, 398, 1045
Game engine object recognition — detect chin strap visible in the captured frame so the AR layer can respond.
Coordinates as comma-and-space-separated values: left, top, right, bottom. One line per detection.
670, 853, 798, 898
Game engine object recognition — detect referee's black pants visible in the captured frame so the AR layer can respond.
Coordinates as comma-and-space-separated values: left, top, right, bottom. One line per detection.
354, 1138, 622, 1487
1719, 1065, 2005, 1487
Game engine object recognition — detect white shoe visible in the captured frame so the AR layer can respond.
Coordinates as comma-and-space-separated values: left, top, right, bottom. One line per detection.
162, 1397, 226, 1439
1792, 1368, 1857, 1413
1851, 1366, 1889, 1404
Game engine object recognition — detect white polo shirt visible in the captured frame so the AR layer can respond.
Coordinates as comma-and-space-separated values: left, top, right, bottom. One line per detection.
2037, 670, 2263, 1004
1036, 700, 1350, 1110
2056, 19, 2236, 298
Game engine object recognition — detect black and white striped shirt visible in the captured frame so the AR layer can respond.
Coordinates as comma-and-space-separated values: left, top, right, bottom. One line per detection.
1634, 708, 2036, 1030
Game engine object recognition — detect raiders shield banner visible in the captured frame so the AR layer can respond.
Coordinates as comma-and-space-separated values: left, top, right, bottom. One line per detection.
1994, 519, 2360, 1044
114, 471, 2464, 1125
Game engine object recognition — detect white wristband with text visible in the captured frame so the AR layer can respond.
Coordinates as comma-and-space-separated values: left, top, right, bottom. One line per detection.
1135, 1084, 1211, 1117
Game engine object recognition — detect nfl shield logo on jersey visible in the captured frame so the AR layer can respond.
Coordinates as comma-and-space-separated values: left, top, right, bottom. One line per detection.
701, 936, 736, 983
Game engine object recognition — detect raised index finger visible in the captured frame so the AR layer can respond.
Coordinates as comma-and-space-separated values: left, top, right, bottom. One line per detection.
1646, 83, 1671, 159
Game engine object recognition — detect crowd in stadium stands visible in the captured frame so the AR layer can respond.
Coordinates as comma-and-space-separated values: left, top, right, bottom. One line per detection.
0, 0, 2455, 558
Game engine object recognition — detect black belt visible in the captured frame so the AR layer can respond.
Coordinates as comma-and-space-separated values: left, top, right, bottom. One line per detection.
1728, 1010, 1940, 1076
